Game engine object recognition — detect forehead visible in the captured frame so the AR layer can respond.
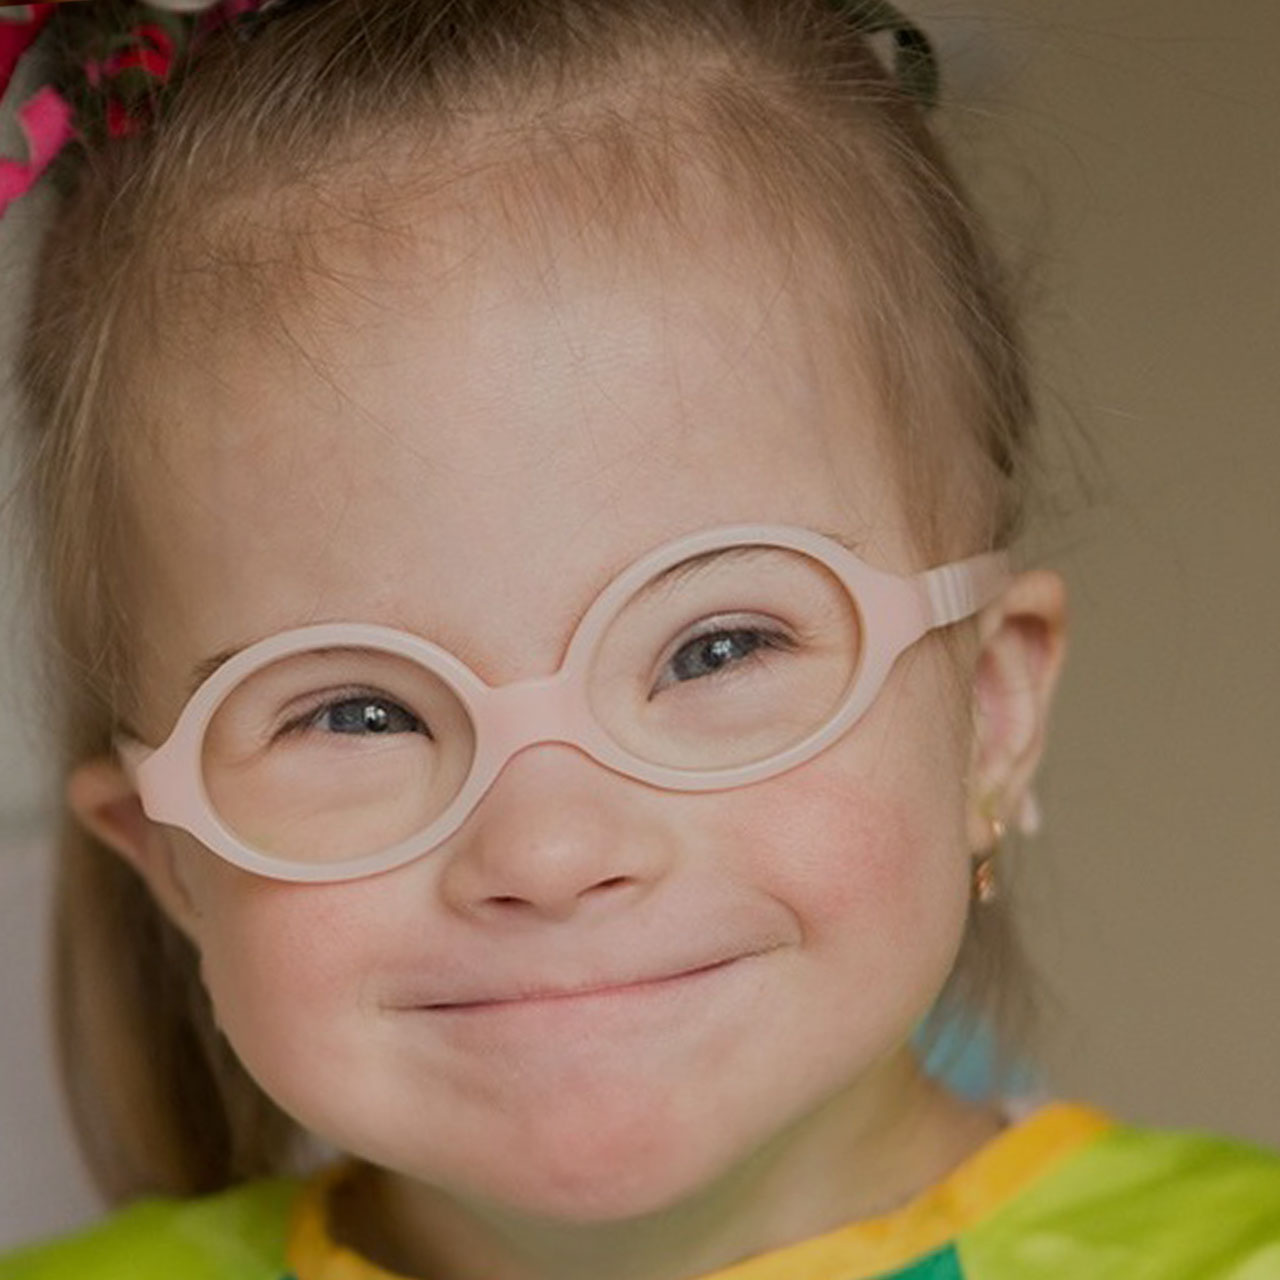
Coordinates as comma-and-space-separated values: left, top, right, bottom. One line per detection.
130, 186, 912, 719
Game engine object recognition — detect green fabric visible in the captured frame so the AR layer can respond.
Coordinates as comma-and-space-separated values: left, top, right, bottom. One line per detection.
2, 1126, 1278, 1278
961, 1124, 1280, 1278
0, 1177, 299, 1280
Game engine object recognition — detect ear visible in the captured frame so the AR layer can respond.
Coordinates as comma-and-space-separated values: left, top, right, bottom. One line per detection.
965, 569, 1068, 849
66, 757, 203, 941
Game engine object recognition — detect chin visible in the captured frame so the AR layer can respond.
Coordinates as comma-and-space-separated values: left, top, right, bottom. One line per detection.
434, 1102, 749, 1224
473, 1152, 729, 1225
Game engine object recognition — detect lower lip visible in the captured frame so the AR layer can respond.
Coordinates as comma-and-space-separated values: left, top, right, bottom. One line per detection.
421, 957, 743, 1016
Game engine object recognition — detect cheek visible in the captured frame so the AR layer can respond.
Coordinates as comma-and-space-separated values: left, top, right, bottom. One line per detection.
713, 755, 972, 975
175, 842, 370, 1067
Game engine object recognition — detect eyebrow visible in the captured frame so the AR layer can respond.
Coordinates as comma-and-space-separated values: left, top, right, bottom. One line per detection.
188, 639, 381, 703
637, 527, 864, 595
184, 526, 865, 696
634, 538, 821, 600
186, 639, 269, 698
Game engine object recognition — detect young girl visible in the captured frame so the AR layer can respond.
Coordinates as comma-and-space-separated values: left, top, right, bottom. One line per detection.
1, 1, 1277, 1277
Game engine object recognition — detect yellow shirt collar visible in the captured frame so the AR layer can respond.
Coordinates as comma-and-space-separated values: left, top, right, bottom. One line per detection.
287, 1102, 1112, 1280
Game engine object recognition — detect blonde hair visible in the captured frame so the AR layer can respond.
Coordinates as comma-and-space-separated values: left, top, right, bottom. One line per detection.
13, 0, 1039, 1203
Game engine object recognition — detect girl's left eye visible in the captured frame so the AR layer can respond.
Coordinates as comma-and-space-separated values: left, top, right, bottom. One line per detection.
657, 626, 795, 691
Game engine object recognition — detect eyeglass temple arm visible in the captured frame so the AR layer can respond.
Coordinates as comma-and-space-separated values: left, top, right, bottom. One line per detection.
114, 735, 151, 785
920, 551, 1011, 628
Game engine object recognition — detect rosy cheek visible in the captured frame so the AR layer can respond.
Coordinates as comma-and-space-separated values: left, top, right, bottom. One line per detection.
712, 762, 963, 938
701, 756, 973, 1062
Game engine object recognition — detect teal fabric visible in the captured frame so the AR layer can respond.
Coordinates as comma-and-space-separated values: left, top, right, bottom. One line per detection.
913, 1018, 1036, 1101
883, 1245, 964, 1278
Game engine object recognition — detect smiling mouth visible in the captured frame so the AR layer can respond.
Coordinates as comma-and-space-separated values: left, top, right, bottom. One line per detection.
422, 956, 743, 1012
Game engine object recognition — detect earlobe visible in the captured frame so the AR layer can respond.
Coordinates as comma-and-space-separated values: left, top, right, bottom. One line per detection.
966, 569, 1068, 848
66, 757, 202, 938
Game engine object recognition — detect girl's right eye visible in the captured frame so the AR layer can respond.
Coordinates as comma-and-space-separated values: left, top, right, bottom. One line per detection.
280, 694, 430, 740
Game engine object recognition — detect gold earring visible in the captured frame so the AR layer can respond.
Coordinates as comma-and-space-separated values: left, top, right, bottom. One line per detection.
971, 811, 1006, 905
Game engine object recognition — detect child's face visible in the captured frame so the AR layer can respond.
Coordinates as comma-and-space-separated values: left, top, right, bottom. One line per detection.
108, 197, 988, 1220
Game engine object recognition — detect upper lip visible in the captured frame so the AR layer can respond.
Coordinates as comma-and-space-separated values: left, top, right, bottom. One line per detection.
418, 953, 750, 1010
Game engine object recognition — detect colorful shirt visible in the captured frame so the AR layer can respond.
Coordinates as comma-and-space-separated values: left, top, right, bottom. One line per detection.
3, 1103, 1279, 1278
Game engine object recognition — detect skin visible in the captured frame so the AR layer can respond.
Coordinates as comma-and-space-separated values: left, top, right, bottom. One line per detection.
70, 177, 1066, 1280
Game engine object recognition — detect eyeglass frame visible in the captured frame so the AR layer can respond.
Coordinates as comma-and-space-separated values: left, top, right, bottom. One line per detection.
115, 523, 1010, 884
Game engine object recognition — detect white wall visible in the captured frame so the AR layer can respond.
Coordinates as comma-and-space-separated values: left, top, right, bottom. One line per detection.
1, 0, 1277, 1253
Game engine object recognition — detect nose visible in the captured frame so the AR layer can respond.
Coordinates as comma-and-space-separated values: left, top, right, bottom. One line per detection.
436, 743, 677, 924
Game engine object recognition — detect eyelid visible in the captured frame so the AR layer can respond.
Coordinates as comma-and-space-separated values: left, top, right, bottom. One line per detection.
654, 610, 784, 660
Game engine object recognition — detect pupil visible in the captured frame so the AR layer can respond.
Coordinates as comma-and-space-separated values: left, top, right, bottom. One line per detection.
706, 636, 737, 668
673, 630, 764, 682
363, 703, 391, 732
324, 700, 407, 734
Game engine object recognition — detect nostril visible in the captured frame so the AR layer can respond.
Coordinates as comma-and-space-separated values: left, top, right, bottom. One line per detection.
479, 876, 637, 917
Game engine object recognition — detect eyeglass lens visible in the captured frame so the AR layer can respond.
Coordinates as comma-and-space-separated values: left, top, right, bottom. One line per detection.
202, 546, 862, 868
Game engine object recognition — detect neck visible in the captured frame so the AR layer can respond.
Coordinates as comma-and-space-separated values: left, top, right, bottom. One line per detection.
331, 1056, 1005, 1280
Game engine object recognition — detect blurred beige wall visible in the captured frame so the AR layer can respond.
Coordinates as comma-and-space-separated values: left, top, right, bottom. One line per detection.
1, 0, 1277, 1250
926, 0, 1280, 1144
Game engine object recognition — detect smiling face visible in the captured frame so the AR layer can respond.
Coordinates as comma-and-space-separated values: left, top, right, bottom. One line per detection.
79, 177, 998, 1226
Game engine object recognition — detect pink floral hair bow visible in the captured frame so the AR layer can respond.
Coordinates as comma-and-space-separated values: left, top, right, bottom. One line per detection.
0, 0, 273, 218
0, 5, 68, 215
2, 0, 936, 219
